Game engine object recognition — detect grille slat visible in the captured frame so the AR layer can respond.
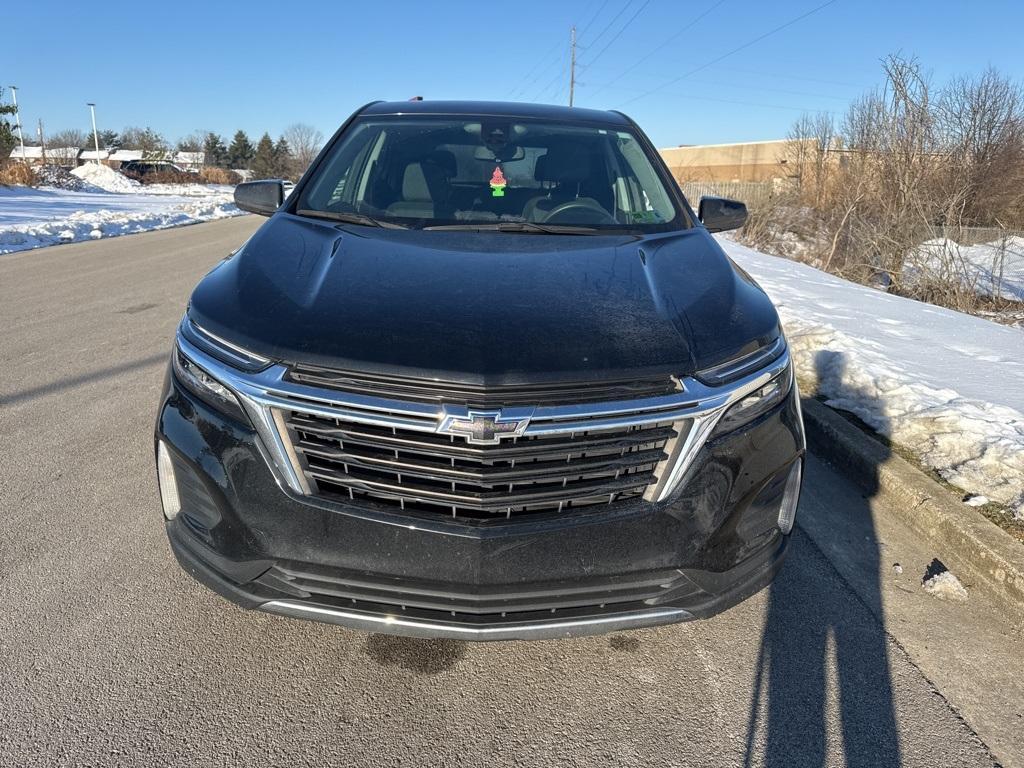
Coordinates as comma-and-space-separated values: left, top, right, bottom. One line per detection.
305, 463, 658, 509
295, 439, 667, 484
262, 561, 696, 618
286, 366, 678, 407
288, 413, 676, 461
285, 409, 677, 521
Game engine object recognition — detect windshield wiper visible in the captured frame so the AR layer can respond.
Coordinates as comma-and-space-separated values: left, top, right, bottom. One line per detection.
423, 221, 603, 235
295, 209, 408, 229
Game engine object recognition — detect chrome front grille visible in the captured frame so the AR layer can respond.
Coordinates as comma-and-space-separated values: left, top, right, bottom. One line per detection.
286, 410, 678, 520
173, 320, 794, 520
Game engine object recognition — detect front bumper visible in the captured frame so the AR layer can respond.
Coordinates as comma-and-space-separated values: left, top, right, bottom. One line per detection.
156, 369, 804, 641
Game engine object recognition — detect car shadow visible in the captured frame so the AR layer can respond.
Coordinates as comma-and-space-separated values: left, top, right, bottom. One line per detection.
743, 350, 901, 767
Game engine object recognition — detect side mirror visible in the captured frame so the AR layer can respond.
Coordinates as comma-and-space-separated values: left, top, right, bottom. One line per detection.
234, 180, 284, 216
698, 196, 748, 233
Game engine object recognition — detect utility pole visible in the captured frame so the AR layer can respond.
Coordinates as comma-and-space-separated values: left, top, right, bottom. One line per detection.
9, 85, 25, 160
37, 118, 45, 163
87, 102, 100, 164
569, 26, 577, 107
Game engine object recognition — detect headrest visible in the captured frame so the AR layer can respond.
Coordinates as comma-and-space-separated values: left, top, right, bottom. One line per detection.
426, 150, 457, 178
536, 143, 594, 183
401, 163, 432, 202
533, 154, 548, 182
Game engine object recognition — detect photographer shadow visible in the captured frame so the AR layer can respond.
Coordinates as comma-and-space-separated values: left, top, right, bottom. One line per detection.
744, 350, 901, 767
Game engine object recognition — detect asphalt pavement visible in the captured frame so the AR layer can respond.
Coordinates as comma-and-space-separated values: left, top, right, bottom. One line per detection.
0, 217, 1015, 767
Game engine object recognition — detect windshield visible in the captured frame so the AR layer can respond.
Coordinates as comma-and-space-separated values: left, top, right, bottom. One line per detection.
296, 116, 684, 232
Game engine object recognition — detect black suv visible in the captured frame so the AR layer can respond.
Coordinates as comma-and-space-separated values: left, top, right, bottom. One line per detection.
121, 160, 187, 178
155, 101, 804, 640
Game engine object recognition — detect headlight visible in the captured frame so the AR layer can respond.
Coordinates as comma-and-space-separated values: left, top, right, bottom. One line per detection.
713, 364, 792, 435
172, 344, 250, 424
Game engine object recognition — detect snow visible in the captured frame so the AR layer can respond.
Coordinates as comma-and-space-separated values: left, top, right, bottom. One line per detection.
719, 235, 1024, 518
963, 495, 990, 507
906, 237, 1024, 302
0, 184, 245, 254
71, 162, 141, 193
922, 570, 969, 602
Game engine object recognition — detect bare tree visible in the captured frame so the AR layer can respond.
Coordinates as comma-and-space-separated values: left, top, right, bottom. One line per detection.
283, 123, 324, 177
786, 112, 835, 206
937, 67, 1024, 228
176, 130, 206, 153
47, 128, 87, 150
759, 55, 1024, 316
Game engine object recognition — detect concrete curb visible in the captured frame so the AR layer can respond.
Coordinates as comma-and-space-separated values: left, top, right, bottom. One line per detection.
800, 396, 1024, 627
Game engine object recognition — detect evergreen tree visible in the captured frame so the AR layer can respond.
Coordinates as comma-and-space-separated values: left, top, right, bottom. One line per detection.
98, 130, 121, 150
250, 133, 277, 179
121, 126, 167, 157
138, 127, 168, 158
0, 87, 19, 159
227, 130, 255, 170
273, 135, 292, 178
203, 132, 228, 168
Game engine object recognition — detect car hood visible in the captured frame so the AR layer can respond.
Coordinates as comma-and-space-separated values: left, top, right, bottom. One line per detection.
188, 213, 781, 384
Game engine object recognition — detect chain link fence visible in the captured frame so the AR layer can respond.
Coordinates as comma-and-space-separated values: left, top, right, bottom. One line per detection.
676, 180, 783, 210
921, 225, 1024, 246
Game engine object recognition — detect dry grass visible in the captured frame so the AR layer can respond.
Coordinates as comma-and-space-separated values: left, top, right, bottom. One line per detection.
126, 169, 196, 185
198, 167, 241, 185
0, 162, 38, 187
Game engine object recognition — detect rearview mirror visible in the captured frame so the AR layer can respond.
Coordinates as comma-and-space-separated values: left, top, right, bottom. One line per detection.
698, 196, 748, 233
234, 180, 284, 216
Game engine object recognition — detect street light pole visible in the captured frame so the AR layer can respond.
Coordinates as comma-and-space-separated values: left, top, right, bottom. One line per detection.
86, 102, 100, 164
9, 85, 26, 161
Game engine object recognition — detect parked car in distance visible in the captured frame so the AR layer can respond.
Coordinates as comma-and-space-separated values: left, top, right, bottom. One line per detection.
120, 160, 190, 181
155, 100, 805, 641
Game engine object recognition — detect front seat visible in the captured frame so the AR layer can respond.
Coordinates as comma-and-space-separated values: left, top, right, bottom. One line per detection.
386, 162, 438, 219
385, 153, 456, 220
522, 144, 602, 222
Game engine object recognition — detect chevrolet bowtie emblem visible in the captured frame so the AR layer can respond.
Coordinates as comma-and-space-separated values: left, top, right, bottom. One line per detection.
437, 407, 533, 445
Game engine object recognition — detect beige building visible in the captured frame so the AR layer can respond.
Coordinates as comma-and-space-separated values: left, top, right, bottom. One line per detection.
659, 139, 806, 183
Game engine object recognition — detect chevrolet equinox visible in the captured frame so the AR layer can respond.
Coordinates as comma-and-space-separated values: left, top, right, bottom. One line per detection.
154, 100, 805, 640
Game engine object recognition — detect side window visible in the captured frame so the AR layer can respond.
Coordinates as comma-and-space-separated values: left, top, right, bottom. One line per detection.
615, 133, 673, 223
300, 123, 382, 211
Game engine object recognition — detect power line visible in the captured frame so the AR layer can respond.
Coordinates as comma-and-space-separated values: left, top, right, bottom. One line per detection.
620, 0, 841, 107
512, 41, 569, 99
714, 65, 863, 89
596, 69, 855, 102
578, 0, 613, 40
535, 52, 570, 103
578, 0, 651, 74
580, 0, 636, 52
587, 0, 727, 98
509, 39, 565, 98
588, 80, 837, 114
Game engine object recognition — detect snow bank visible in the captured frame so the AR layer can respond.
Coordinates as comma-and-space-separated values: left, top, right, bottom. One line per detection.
720, 236, 1024, 517
0, 186, 244, 254
905, 237, 1024, 302
70, 162, 140, 193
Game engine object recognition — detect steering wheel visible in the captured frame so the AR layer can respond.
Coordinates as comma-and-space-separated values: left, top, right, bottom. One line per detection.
541, 198, 616, 225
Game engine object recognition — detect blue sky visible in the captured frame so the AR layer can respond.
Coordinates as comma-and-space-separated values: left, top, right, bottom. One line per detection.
6, 0, 1024, 148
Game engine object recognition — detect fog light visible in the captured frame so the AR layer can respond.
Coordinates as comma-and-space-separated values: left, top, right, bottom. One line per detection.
157, 441, 181, 520
777, 461, 802, 534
